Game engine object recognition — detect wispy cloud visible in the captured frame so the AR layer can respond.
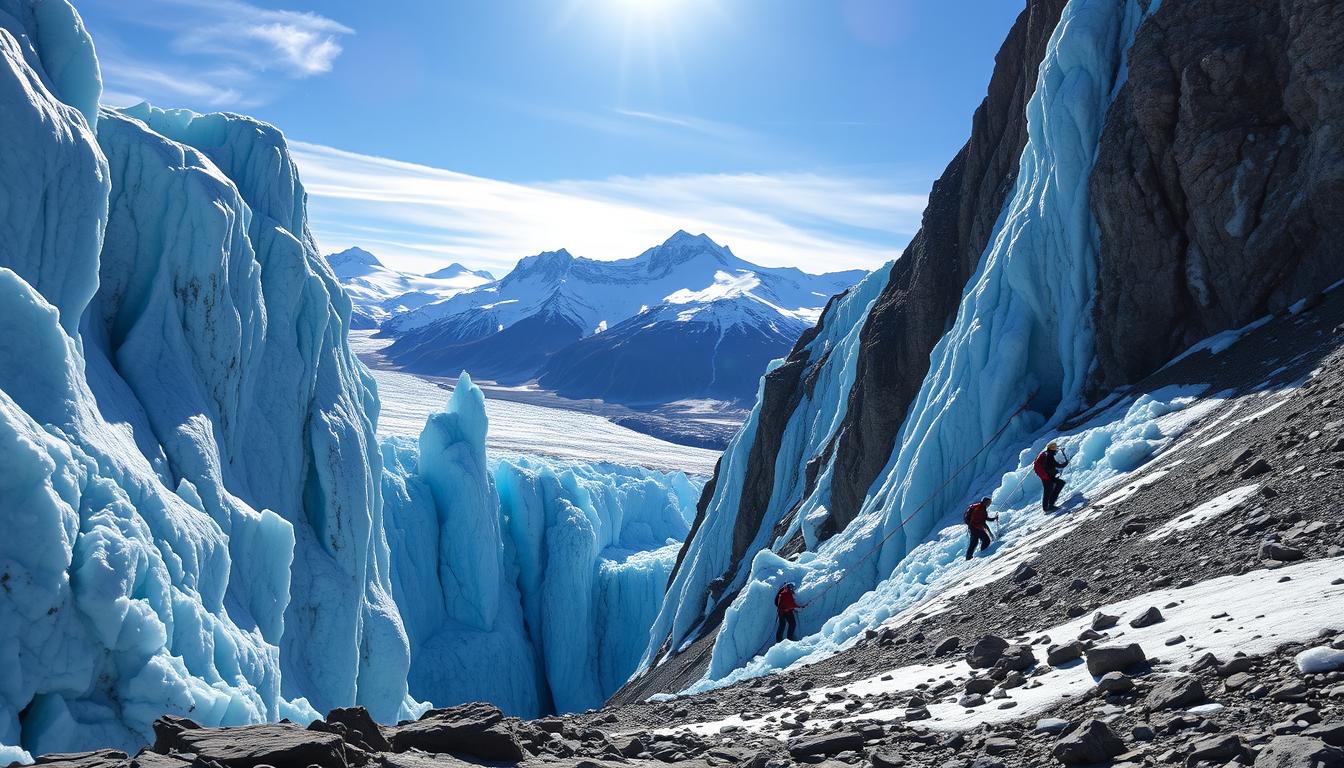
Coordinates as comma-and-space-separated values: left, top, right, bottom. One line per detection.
93, 0, 351, 109
290, 141, 926, 276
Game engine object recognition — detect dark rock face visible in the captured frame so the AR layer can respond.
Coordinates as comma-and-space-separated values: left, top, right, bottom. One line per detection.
1089, 0, 1344, 391
823, 0, 1069, 534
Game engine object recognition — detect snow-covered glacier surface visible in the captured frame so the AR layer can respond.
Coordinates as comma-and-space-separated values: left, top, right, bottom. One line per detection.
0, 1, 700, 759
647, 0, 1162, 692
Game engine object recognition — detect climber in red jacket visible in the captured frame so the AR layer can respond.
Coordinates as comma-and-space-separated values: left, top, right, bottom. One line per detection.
1034, 441, 1070, 512
774, 583, 800, 642
964, 496, 997, 560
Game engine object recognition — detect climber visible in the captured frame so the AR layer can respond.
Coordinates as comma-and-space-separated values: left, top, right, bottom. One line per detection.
1034, 441, 1070, 512
775, 582, 801, 643
964, 496, 997, 560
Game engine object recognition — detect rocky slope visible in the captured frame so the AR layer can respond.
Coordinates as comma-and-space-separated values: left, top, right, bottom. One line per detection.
30, 285, 1344, 768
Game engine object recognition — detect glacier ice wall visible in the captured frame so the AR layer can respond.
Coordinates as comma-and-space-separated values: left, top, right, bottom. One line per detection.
380, 377, 698, 717
651, 0, 1157, 687
0, 0, 704, 757
641, 264, 893, 671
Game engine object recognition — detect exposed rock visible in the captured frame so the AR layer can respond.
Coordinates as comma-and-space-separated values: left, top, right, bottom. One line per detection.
1129, 607, 1164, 628
1047, 641, 1084, 666
1086, 644, 1147, 676
1253, 736, 1344, 768
967, 635, 1011, 669
388, 702, 527, 762
324, 707, 391, 752
787, 731, 865, 758
1052, 719, 1126, 765
150, 723, 347, 768
29, 751, 129, 768
1145, 676, 1206, 711
1089, 0, 1344, 390
1262, 541, 1306, 562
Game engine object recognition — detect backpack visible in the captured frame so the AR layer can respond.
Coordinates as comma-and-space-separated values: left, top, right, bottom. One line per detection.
964, 502, 985, 526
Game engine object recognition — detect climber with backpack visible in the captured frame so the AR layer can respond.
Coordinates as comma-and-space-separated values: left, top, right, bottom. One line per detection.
774, 582, 801, 643
1034, 441, 1070, 512
963, 496, 997, 560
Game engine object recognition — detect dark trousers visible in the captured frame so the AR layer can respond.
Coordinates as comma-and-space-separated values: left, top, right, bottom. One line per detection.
776, 611, 798, 642
1042, 476, 1066, 510
965, 526, 992, 560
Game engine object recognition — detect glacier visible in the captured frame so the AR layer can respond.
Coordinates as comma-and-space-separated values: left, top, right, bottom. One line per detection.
379, 376, 696, 716
0, 0, 701, 759
644, 0, 1165, 691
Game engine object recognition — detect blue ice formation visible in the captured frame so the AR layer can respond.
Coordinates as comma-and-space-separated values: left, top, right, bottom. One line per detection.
381, 376, 696, 717
0, 1, 699, 759
643, 0, 1164, 690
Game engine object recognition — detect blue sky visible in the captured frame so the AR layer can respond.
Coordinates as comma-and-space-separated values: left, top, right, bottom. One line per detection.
78, 0, 1022, 275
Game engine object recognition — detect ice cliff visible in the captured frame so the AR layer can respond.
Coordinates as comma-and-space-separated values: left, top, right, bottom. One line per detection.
0, 0, 698, 760
625, 0, 1344, 700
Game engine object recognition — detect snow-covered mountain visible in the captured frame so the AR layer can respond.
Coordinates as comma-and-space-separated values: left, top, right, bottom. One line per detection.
326, 247, 493, 329
537, 287, 811, 408
380, 232, 866, 405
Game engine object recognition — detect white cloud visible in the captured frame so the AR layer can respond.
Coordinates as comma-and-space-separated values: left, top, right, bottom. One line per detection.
290, 141, 926, 276
93, 0, 351, 110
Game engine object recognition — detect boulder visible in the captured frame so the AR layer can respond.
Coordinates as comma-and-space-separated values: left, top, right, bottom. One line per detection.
29, 751, 129, 768
1145, 675, 1206, 711
787, 731, 865, 758
967, 635, 1010, 669
1253, 736, 1344, 768
324, 707, 391, 752
1047, 641, 1084, 666
935, 636, 963, 656
1129, 606, 1164, 628
1091, 612, 1120, 631
1052, 719, 1125, 765
1187, 734, 1243, 764
1261, 541, 1305, 562
150, 724, 347, 768
388, 702, 526, 762
995, 644, 1037, 672
1085, 644, 1147, 676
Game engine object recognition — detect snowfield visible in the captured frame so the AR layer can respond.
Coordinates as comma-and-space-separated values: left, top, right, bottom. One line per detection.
351, 331, 721, 475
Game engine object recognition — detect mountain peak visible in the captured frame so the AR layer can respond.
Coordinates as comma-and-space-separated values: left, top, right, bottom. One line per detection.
426, 262, 495, 281
510, 249, 575, 278
327, 247, 383, 270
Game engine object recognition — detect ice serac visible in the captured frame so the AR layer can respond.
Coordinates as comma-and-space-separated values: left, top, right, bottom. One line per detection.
0, 0, 107, 337
108, 102, 414, 723
379, 376, 698, 716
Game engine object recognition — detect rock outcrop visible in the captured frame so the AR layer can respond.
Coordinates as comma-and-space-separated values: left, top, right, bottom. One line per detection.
1089, 0, 1344, 391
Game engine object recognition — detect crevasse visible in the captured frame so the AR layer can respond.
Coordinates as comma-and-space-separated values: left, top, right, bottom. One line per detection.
658, 0, 1158, 689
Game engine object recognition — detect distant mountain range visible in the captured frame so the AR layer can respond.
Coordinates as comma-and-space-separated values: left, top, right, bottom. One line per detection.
333, 232, 866, 410
326, 247, 494, 329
